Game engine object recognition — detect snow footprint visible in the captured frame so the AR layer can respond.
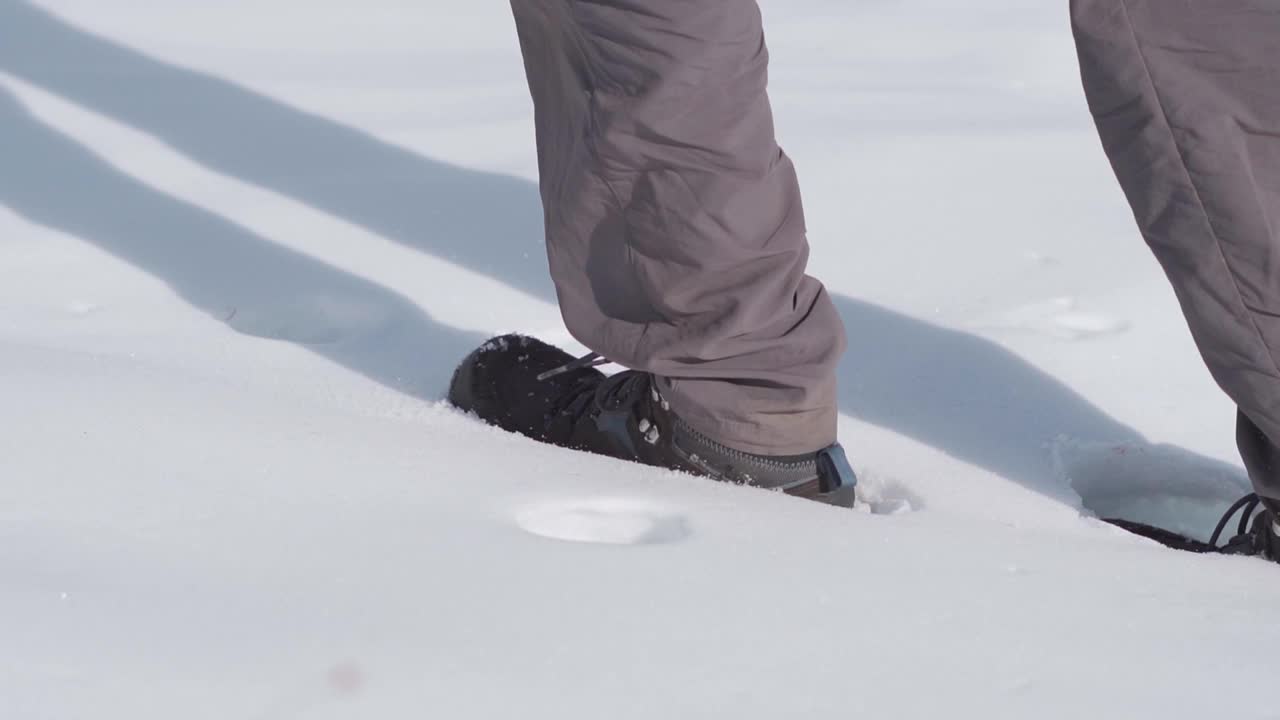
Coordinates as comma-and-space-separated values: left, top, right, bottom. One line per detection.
978, 297, 1129, 341
66, 300, 101, 316
223, 294, 395, 345
516, 499, 691, 545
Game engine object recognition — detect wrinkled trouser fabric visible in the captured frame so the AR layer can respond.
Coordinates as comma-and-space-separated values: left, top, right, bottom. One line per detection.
1072, 0, 1280, 500
511, 0, 846, 455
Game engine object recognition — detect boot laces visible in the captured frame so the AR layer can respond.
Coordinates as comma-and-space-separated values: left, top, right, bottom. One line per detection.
1209, 493, 1278, 557
543, 352, 652, 428
536, 352, 608, 381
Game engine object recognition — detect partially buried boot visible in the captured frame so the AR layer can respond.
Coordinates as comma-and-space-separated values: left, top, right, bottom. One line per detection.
448, 334, 857, 507
1105, 493, 1280, 562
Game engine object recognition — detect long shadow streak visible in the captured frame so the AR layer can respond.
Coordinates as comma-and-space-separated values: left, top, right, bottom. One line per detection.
0, 1, 1243, 502
0, 0, 554, 302
0, 86, 480, 399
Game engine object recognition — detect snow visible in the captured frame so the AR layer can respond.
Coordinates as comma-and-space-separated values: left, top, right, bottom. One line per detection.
2, 1, 1278, 718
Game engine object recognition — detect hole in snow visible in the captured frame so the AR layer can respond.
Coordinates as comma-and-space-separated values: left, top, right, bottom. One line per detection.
1053, 438, 1250, 543
516, 499, 691, 545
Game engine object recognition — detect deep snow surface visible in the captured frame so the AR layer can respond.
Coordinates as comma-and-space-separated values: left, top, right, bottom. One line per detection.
3, 2, 1279, 718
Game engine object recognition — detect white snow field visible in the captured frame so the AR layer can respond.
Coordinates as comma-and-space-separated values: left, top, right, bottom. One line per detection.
3, 1, 1279, 718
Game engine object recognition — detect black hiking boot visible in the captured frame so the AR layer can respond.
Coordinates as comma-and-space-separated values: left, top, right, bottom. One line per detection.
1104, 494, 1280, 561
447, 334, 857, 507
